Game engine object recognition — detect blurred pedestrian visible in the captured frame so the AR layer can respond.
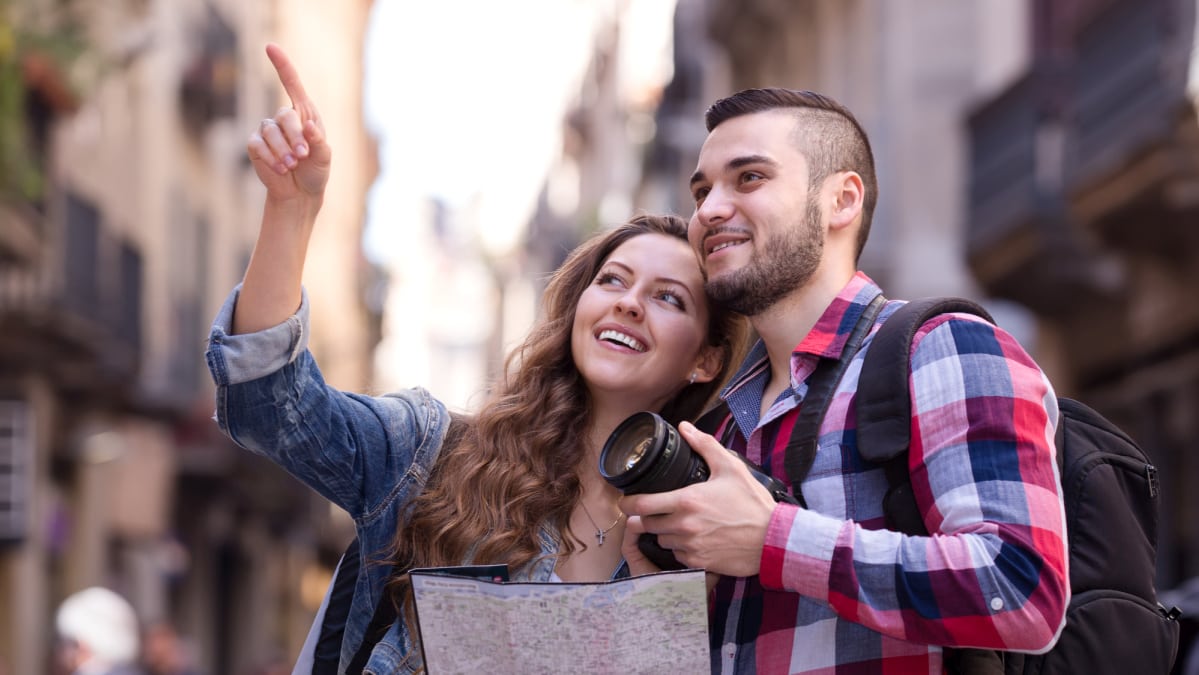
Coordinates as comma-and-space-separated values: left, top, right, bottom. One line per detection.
140, 621, 201, 675
54, 586, 145, 675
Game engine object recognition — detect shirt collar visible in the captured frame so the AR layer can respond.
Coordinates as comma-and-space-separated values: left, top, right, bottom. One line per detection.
719, 271, 883, 406
793, 271, 883, 360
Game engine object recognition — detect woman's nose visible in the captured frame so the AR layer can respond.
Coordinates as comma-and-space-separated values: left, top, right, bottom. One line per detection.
615, 291, 642, 318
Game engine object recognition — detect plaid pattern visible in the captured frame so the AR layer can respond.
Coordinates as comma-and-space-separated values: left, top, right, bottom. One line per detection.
709, 273, 1068, 674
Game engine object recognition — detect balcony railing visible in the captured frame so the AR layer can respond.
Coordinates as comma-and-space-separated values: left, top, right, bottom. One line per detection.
966, 70, 1062, 253
965, 0, 1197, 313
0, 201, 42, 265
0, 193, 143, 390
1067, 0, 1186, 195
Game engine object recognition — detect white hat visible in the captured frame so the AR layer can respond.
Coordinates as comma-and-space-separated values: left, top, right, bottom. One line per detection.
55, 586, 141, 664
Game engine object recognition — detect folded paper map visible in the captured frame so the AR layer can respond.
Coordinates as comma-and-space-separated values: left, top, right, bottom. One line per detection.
410, 567, 709, 674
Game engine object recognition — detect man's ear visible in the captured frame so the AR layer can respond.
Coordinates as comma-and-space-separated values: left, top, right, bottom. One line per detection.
827, 171, 864, 232
691, 345, 724, 384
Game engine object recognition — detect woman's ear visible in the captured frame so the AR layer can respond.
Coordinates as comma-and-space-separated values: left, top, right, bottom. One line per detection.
690, 345, 724, 384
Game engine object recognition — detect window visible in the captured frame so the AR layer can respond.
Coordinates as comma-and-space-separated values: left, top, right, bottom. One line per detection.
0, 399, 33, 545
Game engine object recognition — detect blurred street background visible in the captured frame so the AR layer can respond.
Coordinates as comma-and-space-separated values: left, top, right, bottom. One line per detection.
2, 0, 1198, 672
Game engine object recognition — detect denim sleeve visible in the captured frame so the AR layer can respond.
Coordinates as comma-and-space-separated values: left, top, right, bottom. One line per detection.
205, 285, 448, 523
204, 283, 310, 385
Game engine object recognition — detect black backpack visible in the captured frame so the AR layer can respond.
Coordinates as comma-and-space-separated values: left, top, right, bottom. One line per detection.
853, 297, 1182, 674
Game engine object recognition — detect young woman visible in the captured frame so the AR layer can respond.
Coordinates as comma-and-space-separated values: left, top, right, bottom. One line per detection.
206, 45, 747, 672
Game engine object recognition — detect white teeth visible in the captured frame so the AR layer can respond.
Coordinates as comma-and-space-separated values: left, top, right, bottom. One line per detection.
711, 241, 741, 253
598, 329, 645, 352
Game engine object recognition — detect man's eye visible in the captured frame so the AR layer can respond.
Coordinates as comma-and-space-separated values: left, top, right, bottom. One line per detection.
740, 171, 763, 184
693, 187, 709, 204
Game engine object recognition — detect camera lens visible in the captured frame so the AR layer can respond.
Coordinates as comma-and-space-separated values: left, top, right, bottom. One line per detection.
599, 412, 709, 495
599, 411, 798, 570
623, 437, 652, 472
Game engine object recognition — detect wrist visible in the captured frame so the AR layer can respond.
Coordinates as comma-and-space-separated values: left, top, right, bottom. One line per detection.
264, 193, 324, 224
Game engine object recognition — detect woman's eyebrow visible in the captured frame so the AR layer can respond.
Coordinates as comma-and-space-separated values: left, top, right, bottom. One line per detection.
656, 275, 698, 302
601, 260, 633, 274
603, 261, 696, 298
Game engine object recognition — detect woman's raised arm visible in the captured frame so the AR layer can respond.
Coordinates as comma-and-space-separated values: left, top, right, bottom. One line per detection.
233, 44, 332, 335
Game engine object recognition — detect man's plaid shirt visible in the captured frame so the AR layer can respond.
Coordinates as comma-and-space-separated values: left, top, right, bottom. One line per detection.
708, 273, 1069, 674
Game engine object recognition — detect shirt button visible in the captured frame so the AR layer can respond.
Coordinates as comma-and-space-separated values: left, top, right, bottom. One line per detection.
990, 597, 1004, 611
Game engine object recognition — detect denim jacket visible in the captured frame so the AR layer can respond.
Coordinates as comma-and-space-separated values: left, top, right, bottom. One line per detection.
205, 287, 565, 674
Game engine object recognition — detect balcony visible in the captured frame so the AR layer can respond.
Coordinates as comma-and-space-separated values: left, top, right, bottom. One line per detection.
179, 5, 239, 138
965, 0, 1199, 314
965, 69, 1113, 314
0, 192, 143, 396
0, 200, 41, 266
967, 71, 1058, 255
1067, 0, 1186, 199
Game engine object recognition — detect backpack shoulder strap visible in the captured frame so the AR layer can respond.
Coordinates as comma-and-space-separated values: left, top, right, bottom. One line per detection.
856, 297, 995, 464
855, 297, 1006, 675
769, 293, 886, 505
856, 297, 994, 535
346, 572, 400, 672
311, 536, 402, 673
686, 293, 885, 504
337, 414, 472, 670
312, 537, 362, 673
695, 400, 733, 442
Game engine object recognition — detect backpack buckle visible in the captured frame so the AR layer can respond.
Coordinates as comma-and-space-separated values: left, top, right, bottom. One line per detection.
1161, 603, 1182, 621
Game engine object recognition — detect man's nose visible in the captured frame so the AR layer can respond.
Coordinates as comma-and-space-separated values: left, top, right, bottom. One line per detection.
694, 186, 733, 227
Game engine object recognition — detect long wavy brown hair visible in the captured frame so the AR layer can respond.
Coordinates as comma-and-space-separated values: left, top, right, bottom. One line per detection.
384, 213, 748, 622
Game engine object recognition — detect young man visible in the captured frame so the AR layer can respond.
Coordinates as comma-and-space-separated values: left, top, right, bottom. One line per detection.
620, 88, 1069, 673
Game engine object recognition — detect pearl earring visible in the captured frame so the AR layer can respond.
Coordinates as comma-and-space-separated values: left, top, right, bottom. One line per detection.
688, 371, 697, 385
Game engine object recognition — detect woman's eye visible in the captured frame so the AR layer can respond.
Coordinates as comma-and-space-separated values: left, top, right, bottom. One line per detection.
596, 272, 624, 287
657, 290, 684, 309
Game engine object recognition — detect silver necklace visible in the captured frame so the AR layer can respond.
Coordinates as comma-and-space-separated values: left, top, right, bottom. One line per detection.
579, 502, 624, 546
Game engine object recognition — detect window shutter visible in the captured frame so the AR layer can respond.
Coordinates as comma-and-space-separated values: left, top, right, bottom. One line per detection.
0, 400, 32, 545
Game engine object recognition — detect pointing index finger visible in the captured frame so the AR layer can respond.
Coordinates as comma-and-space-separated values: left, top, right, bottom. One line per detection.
265, 44, 314, 113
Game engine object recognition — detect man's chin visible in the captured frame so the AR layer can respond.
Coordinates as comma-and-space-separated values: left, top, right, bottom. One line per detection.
707, 273, 799, 317
706, 278, 757, 316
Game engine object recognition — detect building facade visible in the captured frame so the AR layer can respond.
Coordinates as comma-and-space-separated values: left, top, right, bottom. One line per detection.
0, 0, 376, 672
642, 0, 1196, 606
964, 0, 1198, 592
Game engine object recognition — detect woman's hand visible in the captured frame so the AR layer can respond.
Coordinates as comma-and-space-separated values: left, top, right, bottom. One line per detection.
247, 44, 331, 206
231, 44, 333, 335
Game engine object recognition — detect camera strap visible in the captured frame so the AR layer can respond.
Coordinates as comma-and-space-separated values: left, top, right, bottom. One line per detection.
782, 294, 887, 506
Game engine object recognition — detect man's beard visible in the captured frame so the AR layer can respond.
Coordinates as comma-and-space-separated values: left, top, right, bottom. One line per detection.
705, 200, 823, 317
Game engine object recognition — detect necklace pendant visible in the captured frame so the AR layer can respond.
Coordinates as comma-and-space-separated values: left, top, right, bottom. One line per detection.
595, 529, 605, 546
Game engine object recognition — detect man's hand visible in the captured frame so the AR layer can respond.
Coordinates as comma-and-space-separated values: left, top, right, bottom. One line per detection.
246, 44, 331, 205
621, 421, 778, 577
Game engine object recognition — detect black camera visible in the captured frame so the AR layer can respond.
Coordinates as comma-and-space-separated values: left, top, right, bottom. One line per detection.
599, 411, 797, 570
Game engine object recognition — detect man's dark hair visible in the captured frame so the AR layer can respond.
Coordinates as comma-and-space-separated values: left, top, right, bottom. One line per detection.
705, 88, 878, 261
